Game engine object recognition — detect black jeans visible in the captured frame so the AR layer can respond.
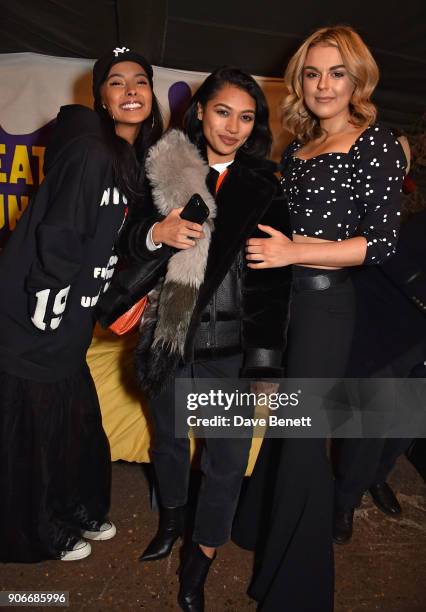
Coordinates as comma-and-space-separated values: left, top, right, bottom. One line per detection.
149, 353, 252, 548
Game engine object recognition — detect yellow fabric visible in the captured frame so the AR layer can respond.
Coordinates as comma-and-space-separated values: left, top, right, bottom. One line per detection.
87, 326, 262, 474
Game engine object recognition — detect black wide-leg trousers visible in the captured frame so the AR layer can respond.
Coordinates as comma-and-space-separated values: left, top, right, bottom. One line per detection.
233, 269, 355, 611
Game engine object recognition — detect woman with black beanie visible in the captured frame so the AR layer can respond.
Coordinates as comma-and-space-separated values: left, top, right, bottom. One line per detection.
0, 47, 162, 563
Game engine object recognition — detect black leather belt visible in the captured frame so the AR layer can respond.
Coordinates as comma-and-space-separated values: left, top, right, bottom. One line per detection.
293, 268, 350, 292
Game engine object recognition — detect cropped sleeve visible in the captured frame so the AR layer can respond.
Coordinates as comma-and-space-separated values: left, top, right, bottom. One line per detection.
351, 125, 406, 265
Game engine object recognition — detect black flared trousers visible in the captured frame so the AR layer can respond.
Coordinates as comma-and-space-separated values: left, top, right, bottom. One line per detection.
149, 353, 252, 548
233, 268, 355, 611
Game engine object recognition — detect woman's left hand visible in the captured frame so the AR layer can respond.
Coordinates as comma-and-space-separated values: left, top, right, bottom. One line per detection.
246, 224, 294, 268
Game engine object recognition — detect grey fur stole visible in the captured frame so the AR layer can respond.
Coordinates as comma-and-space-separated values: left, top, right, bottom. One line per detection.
136, 129, 217, 397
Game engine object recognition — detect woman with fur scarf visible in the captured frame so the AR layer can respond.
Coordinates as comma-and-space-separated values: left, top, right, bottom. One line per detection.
97, 66, 291, 611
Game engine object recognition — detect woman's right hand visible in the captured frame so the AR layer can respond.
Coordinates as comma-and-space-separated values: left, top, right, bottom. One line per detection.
152, 208, 205, 249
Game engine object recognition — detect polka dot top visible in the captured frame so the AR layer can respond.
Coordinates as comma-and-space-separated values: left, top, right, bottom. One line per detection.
279, 124, 406, 264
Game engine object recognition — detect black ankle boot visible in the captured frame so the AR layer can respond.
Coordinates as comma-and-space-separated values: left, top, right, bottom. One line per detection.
178, 543, 215, 611
139, 505, 185, 562
369, 482, 402, 516
333, 507, 354, 545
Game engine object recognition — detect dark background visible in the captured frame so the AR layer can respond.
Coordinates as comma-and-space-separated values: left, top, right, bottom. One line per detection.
1, 0, 425, 130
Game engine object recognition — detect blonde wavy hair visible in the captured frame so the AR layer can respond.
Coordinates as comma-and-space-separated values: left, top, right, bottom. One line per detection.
282, 25, 379, 143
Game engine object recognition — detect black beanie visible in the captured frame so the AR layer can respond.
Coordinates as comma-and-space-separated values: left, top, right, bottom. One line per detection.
92, 46, 154, 98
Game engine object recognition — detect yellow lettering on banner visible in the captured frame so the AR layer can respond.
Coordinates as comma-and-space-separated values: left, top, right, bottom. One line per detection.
0, 144, 6, 183
10, 145, 33, 185
32, 146, 46, 184
0, 194, 5, 229
8, 195, 29, 230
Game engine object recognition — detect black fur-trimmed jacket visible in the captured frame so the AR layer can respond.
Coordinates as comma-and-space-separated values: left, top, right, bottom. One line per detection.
97, 138, 292, 382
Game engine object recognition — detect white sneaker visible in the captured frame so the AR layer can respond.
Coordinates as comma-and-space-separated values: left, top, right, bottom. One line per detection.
60, 539, 92, 561
82, 520, 117, 541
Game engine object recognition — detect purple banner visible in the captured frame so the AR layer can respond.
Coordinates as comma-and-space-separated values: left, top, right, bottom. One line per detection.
0, 121, 55, 247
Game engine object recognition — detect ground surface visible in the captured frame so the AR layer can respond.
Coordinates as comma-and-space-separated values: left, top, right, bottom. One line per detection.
1, 457, 425, 612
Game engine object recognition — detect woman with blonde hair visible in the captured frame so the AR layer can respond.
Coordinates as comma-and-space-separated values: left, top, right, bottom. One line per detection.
233, 25, 406, 611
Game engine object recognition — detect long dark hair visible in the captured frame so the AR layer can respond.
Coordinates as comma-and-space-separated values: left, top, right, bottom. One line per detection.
183, 66, 272, 159
93, 93, 163, 205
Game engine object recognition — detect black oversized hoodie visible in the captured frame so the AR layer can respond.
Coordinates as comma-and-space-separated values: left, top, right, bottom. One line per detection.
0, 105, 127, 382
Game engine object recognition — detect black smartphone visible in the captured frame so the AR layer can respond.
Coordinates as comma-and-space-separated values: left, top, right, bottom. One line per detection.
180, 193, 210, 224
